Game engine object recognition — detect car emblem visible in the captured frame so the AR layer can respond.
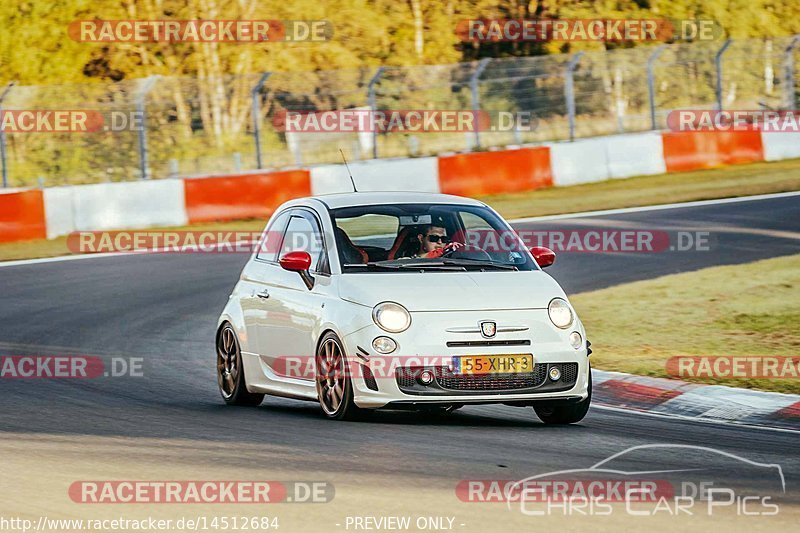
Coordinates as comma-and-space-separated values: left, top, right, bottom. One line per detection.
479, 321, 497, 338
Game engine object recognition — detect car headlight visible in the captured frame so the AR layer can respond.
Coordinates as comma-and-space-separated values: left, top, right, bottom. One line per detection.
548, 298, 574, 329
372, 302, 411, 333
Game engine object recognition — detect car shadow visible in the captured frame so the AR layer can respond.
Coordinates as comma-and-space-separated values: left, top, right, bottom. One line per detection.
252, 399, 591, 429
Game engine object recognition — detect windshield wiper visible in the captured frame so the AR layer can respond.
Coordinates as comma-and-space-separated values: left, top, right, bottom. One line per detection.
344, 261, 466, 271
343, 262, 402, 270
437, 258, 518, 271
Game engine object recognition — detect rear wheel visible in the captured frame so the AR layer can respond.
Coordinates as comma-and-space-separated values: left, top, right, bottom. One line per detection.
217, 324, 264, 406
533, 368, 591, 424
316, 332, 363, 420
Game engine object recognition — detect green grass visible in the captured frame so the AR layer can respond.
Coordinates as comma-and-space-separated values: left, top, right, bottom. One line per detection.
2, 157, 800, 262
571, 254, 800, 394
482, 157, 800, 219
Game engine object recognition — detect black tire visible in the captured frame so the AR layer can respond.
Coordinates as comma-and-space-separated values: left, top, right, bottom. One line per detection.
315, 332, 363, 420
533, 367, 591, 424
216, 323, 264, 406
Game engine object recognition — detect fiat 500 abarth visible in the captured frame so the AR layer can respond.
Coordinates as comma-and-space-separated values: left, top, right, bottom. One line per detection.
216, 192, 591, 423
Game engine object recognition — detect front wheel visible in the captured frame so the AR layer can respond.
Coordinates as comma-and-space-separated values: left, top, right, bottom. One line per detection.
217, 323, 264, 406
533, 368, 591, 424
315, 332, 363, 420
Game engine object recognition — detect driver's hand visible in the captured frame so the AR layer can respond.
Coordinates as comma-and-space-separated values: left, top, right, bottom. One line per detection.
427, 242, 463, 258
425, 247, 445, 258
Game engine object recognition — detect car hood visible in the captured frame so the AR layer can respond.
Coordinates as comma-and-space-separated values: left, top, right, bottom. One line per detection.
337, 271, 567, 311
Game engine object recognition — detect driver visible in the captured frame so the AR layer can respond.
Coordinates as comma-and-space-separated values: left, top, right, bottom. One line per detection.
412, 225, 463, 258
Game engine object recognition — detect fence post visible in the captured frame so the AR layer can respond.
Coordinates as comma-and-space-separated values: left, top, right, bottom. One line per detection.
784, 35, 800, 109
367, 67, 384, 159
0, 82, 16, 188
136, 76, 159, 180
251, 73, 272, 170
469, 58, 491, 149
715, 39, 732, 111
565, 52, 584, 142
647, 45, 667, 130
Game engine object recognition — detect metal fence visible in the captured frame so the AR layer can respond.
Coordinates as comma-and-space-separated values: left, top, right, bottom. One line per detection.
1, 35, 799, 188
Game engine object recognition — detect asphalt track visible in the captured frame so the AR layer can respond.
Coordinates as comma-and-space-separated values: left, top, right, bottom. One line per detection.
0, 193, 799, 530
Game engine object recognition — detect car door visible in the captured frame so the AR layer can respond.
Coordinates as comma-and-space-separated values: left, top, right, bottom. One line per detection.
240, 210, 291, 358
257, 208, 330, 381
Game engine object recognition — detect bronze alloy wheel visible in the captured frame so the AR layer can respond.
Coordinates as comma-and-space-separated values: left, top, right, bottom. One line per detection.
216, 324, 264, 406
315, 332, 362, 420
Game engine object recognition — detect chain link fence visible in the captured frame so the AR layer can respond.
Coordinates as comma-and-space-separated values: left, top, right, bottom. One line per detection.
1, 35, 799, 188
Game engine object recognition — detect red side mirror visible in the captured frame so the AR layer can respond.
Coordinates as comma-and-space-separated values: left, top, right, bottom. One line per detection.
529, 246, 556, 268
279, 250, 312, 272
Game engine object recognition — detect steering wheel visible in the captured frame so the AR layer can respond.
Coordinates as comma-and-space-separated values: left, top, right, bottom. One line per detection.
441, 244, 492, 261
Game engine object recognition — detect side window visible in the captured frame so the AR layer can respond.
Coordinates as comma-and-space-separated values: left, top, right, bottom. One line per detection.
256, 211, 290, 262
460, 211, 493, 247
460, 211, 493, 230
281, 213, 326, 272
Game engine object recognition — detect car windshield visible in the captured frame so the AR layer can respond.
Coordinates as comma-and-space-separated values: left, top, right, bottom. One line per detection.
329, 203, 538, 273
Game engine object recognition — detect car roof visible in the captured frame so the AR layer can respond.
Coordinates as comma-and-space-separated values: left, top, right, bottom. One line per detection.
284, 192, 487, 210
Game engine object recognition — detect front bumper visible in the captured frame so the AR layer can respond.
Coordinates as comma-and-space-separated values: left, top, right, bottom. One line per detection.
342, 309, 590, 409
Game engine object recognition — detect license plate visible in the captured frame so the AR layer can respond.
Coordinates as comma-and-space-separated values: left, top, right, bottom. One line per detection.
452, 354, 534, 375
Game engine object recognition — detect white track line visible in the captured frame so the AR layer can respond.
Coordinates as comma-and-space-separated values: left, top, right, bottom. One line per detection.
0, 241, 254, 268
0, 190, 797, 269
511, 190, 800, 223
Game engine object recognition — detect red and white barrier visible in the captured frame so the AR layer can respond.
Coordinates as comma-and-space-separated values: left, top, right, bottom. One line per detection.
42, 187, 76, 239
662, 131, 764, 172
437, 147, 552, 196
39, 180, 188, 239
310, 157, 439, 196
184, 169, 310, 223
761, 132, 800, 161
548, 138, 610, 186
0, 189, 46, 242
1, 129, 796, 244
604, 132, 667, 178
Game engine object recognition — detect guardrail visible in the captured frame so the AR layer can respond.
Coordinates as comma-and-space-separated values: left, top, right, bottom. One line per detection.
2, 127, 796, 244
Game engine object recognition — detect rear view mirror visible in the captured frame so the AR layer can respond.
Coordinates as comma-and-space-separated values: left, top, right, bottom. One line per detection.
279, 250, 311, 272
279, 251, 315, 289
529, 246, 556, 268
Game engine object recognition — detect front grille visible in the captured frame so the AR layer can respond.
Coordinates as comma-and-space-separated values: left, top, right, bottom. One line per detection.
436, 364, 548, 390
396, 368, 417, 389
395, 362, 579, 395
446, 340, 531, 348
562, 362, 578, 384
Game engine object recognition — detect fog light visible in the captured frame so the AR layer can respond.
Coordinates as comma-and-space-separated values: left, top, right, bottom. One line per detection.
548, 367, 561, 381
569, 331, 583, 350
372, 336, 397, 354
419, 370, 435, 385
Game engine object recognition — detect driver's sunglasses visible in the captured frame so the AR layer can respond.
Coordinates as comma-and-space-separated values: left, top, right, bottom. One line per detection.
426, 234, 451, 244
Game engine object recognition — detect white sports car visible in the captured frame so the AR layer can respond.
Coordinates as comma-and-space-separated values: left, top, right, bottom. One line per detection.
216, 192, 591, 423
